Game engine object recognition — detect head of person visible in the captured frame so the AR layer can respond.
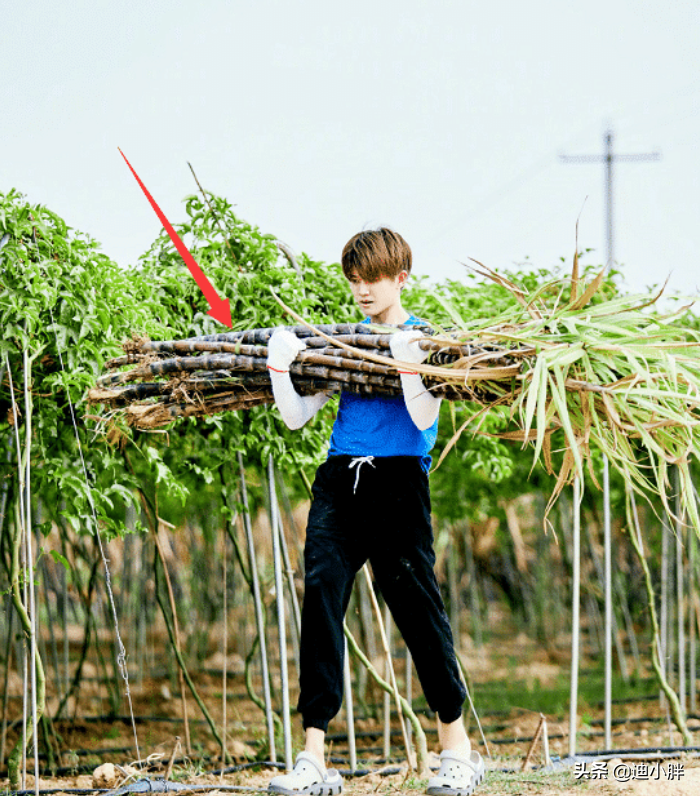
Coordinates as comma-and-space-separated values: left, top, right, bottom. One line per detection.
341, 228, 413, 323
341, 227, 412, 284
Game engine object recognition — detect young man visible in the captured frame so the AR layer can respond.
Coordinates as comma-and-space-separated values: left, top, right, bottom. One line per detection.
265, 229, 484, 796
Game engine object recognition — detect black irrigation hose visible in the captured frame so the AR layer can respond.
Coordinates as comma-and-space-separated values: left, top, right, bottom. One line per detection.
6, 791, 113, 795
208, 760, 404, 778
570, 744, 700, 758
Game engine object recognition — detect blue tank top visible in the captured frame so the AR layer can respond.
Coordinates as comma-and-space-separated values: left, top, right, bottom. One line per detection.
327, 315, 438, 472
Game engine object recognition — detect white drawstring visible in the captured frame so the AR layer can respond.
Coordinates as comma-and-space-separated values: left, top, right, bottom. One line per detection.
348, 456, 375, 494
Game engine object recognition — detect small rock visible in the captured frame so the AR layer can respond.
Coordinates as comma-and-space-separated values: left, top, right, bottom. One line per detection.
92, 763, 140, 789
93, 763, 119, 789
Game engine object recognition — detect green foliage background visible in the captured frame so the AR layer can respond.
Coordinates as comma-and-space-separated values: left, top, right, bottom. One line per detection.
1, 186, 694, 544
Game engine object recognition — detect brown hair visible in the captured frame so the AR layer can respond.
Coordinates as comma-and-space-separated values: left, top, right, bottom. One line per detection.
341, 228, 412, 283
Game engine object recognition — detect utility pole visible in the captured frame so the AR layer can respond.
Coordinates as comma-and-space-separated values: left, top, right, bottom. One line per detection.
561, 127, 660, 751
561, 127, 660, 270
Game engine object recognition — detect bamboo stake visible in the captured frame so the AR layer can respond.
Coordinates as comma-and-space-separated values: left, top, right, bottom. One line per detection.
0, 596, 13, 769
464, 521, 482, 648
357, 575, 375, 705
272, 469, 301, 660
6, 357, 27, 789
6, 352, 45, 790
41, 551, 62, 704
21, 613, 27, 791
603, 455, 613, 750
0, 432, 12, 553
268, 456, 293, 771
405, 647, 413, 752
660, 514, 670, 710
628, 490, 693, 745
152, 528, 192, 755
586, 518, 628, 679
690, 518, 697, 713
617, 570, 642, 676
20, 348, 43, 796
382, 606, 392, 760
343, 623, 429, 777
343, 638, 357, 773
446, 531, 460, 645
362, 565, 413, 771
675, 471, 686, 717
542, 718, 552, 768
568, 477, 581, 759
237, 453, 276, 762
152, 541, 224, 749
221, 524, 229, 771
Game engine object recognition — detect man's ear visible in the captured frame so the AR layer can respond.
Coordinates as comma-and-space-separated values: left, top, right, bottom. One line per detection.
397, 270, 409, 289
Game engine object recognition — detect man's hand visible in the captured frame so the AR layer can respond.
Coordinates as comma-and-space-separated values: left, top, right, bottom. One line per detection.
267, 329, 306, 372
266, 329, 328, 429
390, 329, 428, 367
390, 329, 440, 430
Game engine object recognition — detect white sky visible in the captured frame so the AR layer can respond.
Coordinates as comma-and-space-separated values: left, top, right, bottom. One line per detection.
4, 1, 700, 301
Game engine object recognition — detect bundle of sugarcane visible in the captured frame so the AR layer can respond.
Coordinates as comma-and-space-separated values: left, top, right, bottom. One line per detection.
88, 321, 525, 429
89, 265, 700, 525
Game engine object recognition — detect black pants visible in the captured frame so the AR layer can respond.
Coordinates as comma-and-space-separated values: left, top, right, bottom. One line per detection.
297, 455, 466, 732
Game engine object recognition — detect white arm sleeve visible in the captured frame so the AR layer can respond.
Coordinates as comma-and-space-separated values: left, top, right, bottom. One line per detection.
269, 369, 330, 430
398, 373, 442, 430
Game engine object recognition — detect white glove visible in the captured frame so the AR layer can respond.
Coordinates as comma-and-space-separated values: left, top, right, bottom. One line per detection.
390, 329, 441, 431
266, 329, 329, 429
389, 329, 429, 367
267, 328, 306, 372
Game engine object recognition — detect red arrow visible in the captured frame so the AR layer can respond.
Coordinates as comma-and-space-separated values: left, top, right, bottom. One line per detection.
118, 148, 232, 328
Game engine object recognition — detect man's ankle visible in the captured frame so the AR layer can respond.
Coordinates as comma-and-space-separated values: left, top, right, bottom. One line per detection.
437, 717, 470, 754
444, 739, 472, 758
304, 727, 326, 767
